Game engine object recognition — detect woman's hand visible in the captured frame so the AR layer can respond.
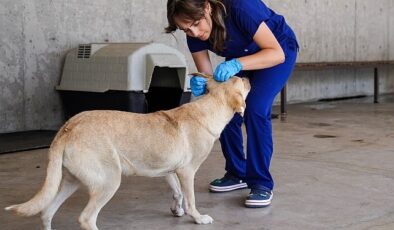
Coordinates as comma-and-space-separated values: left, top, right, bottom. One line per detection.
190, 76, 208, 96
213, 59, 243, 82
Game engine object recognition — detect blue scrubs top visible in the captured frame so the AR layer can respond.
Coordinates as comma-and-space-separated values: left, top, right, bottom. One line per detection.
187, 0, 298, 59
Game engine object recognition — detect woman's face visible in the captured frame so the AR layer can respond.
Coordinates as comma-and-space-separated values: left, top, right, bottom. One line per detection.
174, 3, 212, 41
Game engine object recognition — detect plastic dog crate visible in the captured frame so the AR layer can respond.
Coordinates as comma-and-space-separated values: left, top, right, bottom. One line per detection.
56, 43, 191, 118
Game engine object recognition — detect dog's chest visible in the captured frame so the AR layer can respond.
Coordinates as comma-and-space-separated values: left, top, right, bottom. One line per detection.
119, 148, 190, 177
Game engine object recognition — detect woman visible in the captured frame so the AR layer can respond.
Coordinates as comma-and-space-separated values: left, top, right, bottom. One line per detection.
166, 0, 298, 208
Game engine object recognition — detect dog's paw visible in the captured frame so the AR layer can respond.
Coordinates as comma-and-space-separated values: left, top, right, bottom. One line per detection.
194, 214, 214, 224
171, 207, 185, 217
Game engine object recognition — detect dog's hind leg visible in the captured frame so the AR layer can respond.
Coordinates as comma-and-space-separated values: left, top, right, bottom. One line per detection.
78, 170, 121, 230
165, 173, 184, 217
41, 170, 80, 230
176, 167, 213, 224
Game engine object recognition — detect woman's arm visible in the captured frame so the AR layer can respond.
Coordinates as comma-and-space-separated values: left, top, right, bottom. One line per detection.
191, 50, 214, 75
238, 22, 285, 70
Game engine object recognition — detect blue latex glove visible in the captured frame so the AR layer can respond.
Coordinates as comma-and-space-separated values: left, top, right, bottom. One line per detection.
213, 59, 243, 82
190, 76, 208, 96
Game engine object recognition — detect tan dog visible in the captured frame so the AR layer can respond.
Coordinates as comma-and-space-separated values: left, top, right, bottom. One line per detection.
5, 76, 250, 230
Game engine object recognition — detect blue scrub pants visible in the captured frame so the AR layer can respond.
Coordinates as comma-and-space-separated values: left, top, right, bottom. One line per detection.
219, 42, 298, 191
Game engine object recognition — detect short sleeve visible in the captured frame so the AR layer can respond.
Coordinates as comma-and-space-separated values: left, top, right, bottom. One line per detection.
231, 0, 272, 38
186, 35, 210, 53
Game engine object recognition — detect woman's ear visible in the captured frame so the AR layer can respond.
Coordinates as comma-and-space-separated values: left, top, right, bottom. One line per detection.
205, 1, 212, 15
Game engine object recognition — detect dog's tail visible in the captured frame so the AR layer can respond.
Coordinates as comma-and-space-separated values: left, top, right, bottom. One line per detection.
5, 130, 67, 216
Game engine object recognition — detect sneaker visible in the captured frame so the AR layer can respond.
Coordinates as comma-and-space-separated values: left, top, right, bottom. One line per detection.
209, 174, 247, 193
244, 189, 273, 208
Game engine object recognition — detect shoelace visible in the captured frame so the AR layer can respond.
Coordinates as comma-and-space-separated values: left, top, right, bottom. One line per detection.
212, 178, 222, 183
249, 189, 271, 197
213, 175, 241, 184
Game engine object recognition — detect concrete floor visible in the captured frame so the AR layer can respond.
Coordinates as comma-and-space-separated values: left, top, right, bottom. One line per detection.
1, 97, 394, 230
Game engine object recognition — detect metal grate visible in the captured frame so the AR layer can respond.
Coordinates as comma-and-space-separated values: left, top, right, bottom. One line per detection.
77, 44, 91, 59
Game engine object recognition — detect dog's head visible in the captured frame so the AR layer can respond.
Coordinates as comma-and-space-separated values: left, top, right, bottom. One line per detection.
207, 77, 251, 116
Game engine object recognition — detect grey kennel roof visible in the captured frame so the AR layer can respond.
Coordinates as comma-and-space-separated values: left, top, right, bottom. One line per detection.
56, 43, 190, 93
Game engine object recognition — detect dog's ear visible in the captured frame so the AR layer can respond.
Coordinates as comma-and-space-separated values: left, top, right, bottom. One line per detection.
229, 91, 246, 116
206, 78, 219, 92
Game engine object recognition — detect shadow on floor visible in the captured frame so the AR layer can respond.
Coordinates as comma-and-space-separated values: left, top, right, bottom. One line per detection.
0, 130, 57, 154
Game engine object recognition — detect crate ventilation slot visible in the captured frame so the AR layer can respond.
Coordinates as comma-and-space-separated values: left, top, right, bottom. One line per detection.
77, 45, 91, 59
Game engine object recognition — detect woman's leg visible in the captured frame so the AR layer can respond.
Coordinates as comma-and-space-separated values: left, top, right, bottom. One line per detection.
210, 114, 248, 192
219, 113, 246, 179
245, 49, 298, 191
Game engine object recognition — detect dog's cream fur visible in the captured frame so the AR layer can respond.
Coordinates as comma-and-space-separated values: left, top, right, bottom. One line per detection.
5, 77, 250, 230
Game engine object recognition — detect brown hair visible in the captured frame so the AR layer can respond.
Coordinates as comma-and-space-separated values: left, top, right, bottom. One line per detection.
165, 0, 227, 53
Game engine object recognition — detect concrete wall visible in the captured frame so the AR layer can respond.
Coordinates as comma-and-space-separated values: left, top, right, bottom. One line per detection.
0, 0, 393, 133
272, 0, 394, 103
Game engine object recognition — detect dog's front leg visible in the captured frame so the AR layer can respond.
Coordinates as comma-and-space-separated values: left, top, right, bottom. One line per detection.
176, 168, 213, 224
165, 173, 184, 217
